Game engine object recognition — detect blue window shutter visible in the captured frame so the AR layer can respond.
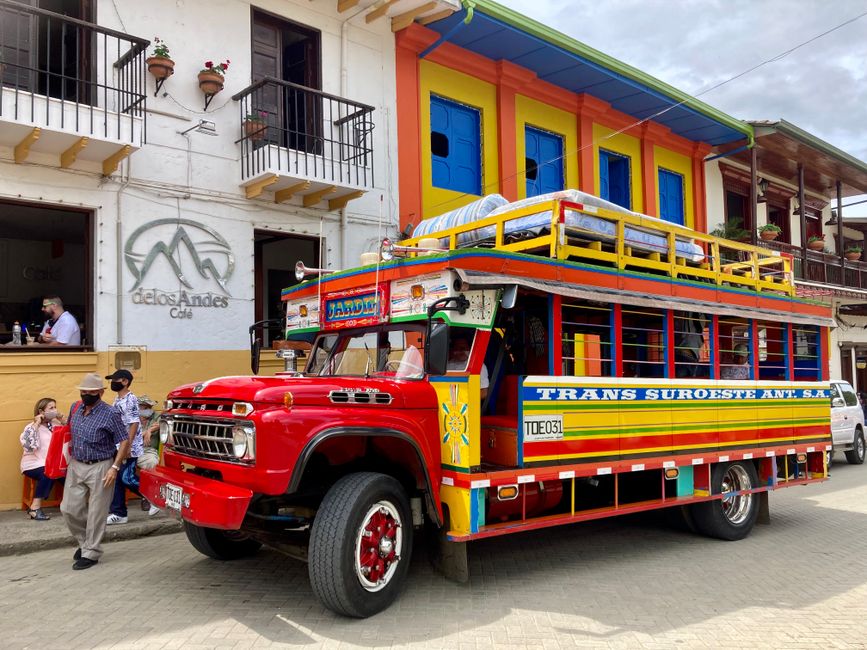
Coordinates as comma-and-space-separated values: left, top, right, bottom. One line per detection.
525, 127, 540, 197
536, 128, 564, 195
599, 151, 610, 200
659, 169, 684, 225
430, 95, 481, 195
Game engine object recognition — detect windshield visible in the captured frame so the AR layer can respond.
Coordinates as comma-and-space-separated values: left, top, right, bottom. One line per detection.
305, 325, 426, 379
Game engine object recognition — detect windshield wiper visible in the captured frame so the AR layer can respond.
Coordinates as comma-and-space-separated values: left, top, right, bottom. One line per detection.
363, 340, 374, 378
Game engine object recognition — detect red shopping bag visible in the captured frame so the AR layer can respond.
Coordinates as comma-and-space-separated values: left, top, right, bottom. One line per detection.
45, 401, 81, 479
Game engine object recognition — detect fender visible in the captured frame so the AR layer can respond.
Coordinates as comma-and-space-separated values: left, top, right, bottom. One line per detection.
289, 426, 442, 527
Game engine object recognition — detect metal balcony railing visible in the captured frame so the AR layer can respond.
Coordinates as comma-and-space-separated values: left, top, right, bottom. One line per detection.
0, 0, 147, 141
233, 77, 375, 189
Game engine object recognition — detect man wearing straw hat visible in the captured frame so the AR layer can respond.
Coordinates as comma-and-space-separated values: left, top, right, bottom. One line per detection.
60, 372, 130, 570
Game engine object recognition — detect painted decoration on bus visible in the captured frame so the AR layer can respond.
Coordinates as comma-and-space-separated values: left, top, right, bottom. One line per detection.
519, 377, 831, 466
432, 376, 481, 472
390, 273, 450, 321
286, 298, 320, 332
322, 285, 389, 330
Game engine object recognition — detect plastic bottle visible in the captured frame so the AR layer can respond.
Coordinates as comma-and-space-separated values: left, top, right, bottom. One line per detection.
12, 321, 22, 345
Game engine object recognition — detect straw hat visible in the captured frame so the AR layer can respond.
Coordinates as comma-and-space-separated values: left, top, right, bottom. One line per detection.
76, 372, 105, 390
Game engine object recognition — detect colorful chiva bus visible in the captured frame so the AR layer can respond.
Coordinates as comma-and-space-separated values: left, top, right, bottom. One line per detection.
143, 190, 833, 619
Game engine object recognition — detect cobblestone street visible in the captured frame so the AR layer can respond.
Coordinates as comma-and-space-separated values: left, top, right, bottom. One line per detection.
2, 462, 866, 649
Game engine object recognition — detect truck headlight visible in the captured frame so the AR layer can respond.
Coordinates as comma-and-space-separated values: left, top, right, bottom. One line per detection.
231, 425, 255, 459
159, 420, 172, 444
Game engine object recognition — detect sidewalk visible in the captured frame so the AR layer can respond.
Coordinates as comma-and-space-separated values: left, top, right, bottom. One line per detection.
0, 502, 182, 556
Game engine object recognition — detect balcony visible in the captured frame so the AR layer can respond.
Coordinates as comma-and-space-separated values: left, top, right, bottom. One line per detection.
233, 77, 375, 210
758, 239, 867, 293
0, 1, 147, 174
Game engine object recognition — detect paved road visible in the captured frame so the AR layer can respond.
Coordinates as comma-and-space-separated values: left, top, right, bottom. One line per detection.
2, 461, 867, 649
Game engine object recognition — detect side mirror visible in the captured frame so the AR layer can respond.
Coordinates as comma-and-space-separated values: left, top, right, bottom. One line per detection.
251, 337, 262, 375
831, 397, 845, 408
426, 322, 449, 376
501, 284, 518, 309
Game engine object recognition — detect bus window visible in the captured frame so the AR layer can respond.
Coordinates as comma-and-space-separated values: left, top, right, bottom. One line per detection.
793, 325, 820, 381
719, 317, 752, 380
674, 311, 710, 378
622, 307, 665, 378
561, 300, 613, 377
757, 321, 787, 380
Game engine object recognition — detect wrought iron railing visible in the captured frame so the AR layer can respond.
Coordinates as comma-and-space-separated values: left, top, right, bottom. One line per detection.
0, 0, 147, 141
233, 77, 375, 189
757, 238, 867, 291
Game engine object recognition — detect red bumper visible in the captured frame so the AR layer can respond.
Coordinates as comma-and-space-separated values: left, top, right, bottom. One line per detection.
140, 466, 253, 530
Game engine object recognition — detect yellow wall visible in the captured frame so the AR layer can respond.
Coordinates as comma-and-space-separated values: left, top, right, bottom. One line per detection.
515, 95, 579, 198
654, 145, 695, 229
419, 60, 499, 219
0, 349, 284, 510
592, 123, 643, 213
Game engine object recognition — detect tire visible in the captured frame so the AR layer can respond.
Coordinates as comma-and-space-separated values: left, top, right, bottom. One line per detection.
845, 428, 866, 465
690, 461, 759, 541
309, 472, 413, 618
183, 522, 262, 560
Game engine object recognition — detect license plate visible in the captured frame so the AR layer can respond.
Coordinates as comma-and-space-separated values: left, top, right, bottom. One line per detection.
165, 483, 183, 511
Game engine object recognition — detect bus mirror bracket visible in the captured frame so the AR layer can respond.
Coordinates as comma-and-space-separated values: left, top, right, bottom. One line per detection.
248, 318, 284, 375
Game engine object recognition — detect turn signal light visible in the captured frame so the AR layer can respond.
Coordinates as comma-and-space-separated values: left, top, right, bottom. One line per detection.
664, 468, 680, 480
232, 402, 253, 416
497, 485, 519, 501
284, 392, 294, 408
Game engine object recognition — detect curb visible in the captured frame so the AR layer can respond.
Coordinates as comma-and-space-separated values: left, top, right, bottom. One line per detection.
0, 518, 183, 557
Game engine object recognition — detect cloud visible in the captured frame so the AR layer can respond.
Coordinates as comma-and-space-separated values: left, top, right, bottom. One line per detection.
498, 0, 867, 160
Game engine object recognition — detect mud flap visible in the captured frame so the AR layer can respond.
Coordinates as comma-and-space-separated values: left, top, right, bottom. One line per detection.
756, 491, 770, 525
427, 508, 468, 583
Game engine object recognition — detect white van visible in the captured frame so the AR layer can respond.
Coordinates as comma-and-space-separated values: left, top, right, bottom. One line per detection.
830, 380, 866, 465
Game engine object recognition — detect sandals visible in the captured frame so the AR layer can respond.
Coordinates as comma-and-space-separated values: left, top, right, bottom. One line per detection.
26, 508, 50, 521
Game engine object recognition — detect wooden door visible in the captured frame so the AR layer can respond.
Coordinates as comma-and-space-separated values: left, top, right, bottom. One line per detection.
0, 0, 38, 91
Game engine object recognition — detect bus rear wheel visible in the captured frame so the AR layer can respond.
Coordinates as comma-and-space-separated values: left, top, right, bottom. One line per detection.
183, 522, 262, 560
690, 461, 759, 541
309, 472, 413, 618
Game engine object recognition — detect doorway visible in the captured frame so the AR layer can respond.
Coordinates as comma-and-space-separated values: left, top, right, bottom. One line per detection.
254, 231, 319, 346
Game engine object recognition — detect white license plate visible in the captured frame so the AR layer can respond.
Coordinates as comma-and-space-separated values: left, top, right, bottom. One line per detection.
165, 483, 183, 511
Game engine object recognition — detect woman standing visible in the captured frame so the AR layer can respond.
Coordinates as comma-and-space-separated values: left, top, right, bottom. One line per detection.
20, 397, 64, 520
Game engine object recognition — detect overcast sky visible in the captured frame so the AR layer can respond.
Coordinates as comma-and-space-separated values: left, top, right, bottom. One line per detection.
497, 0, 867, 211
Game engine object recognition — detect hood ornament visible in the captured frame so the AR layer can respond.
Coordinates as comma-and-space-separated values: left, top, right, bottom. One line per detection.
192, 383, 205, 394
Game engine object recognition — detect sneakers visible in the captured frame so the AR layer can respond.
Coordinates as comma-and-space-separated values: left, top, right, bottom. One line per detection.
73, 557, 98, 570
140, 498, 151, 512
147, 505, 161, 517
105, 514, 128, 525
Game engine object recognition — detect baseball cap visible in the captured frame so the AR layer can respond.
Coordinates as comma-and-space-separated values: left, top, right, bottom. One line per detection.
105, 369, 134, 383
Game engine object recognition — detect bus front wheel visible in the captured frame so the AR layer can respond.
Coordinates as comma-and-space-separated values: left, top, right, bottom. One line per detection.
309, 472, 413, 618
690, 461, 759, 541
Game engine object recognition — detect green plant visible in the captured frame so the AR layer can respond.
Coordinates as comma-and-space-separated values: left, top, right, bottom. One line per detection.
244, 111, 268, 122
202, 59, 230, 75
808, 234, 825, 243
846, 245, 863, 254
710, 218, 749, 241
151, 37, 170, 59
758, 223, 781, 233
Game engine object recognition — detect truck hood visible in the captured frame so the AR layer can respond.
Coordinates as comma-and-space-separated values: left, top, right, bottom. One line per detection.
169, 375, 436, 409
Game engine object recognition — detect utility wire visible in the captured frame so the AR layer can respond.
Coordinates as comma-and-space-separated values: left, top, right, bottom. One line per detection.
425, 9, 867, 215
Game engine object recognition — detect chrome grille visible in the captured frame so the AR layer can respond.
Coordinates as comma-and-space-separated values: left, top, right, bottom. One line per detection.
168, 416, 253, 465
329, 391, 393, 405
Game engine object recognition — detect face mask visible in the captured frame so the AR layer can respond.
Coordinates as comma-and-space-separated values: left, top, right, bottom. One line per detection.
43, 409, 59, 420
140, 409, 154, 418
80, 393, 100, 406
110, 381, 125, 392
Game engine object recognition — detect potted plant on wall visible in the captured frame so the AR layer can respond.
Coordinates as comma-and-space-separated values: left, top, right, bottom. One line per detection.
146, 37, 174, 79
243, 111, 268, 141
845, 245, 863, 261
198, 59, 229, 95
758, 223, 782, 241
807, 234, 825, 251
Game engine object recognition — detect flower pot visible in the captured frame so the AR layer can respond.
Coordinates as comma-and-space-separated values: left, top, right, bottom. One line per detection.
807, 240, 824, 251
759, 230, 779, 241
846, 252, 862, 261
198, 71, 224, 95
243, 119, 266, 141
146, 56, 175, 80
